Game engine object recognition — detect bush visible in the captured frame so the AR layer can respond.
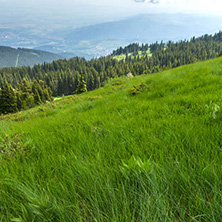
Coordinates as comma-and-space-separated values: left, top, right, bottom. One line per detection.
0, 133, 29, 160
131, 82, 149, 95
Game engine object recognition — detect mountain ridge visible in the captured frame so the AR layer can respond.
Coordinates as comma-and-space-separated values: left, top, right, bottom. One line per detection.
59, 13, 222, 58
0, 46, 64, 68
65, 13, 222, 42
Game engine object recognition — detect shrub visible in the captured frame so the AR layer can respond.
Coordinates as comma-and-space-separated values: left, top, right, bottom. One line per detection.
131, 82, 149, 95
0, 133, 29, 160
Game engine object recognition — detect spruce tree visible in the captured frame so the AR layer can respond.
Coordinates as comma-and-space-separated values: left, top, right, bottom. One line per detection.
75, 74, 87, 94
19, 79, 34, 109
32, 81, 42, 105
0, 82, 18, 114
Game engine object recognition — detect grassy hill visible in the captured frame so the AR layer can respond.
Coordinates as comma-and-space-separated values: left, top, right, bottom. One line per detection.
1, 57, 222, 221
0, 46, 62, 68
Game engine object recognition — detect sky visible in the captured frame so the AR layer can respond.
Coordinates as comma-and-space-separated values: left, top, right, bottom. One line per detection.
82, 0, 222, 16
31, 0, 222, 15
0, 0, 222, 28
1, 0, 222, 16
1, 0, 222, 51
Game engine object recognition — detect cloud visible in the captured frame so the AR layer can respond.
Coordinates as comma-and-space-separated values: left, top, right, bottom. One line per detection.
134, 0, 159, 3
134, 0, 184, 3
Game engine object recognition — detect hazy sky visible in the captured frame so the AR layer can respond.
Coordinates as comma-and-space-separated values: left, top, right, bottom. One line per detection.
1, 0, 222, 16
0, 0, 221, 27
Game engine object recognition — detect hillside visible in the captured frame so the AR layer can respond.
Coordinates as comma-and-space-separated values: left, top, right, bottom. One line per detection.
0, 46, 63, 68
1, 57, 222, 221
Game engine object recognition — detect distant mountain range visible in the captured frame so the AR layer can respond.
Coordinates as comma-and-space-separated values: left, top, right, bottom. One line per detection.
1, 13, 222, 60
0, 46, 63, 68
58, 13, 222, 58
67, 13, 222, 43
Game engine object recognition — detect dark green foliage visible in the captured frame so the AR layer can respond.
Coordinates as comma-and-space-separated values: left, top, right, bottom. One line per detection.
0, 81, 18, 114
75, 74, 87, 94
112, 43, 148, 56
112, 42, 160, 56
19, 79, 34, 109
218, 50, 222, 57
32, 80, 42, 105
0, 79, 53, 115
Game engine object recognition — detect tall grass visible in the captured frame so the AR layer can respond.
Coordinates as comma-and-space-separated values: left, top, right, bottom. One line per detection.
1, 57, 222, 221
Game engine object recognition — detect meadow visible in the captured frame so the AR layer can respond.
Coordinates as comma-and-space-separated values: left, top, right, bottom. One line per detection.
0, 57, 222, 221
113, 49, 152, 61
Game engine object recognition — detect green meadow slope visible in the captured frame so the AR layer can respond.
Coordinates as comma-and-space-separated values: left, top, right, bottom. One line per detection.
1, 57, 222, 221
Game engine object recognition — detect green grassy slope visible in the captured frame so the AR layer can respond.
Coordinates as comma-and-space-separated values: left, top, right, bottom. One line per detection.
0, 46, 62, 68
113, 49, 152, 61
1, 57, 222, 221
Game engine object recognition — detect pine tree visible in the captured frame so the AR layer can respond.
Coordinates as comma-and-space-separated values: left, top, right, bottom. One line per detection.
19, 78, 34, 109
32, 80, 42, 105
75, 74, 87, 94
0, 82, 18, 114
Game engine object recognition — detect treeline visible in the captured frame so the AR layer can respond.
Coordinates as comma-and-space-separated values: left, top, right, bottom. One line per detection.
112, 43, 149, 56
112, 42, 165, 56
1, 31, 222, 98
0, 79, 52, 114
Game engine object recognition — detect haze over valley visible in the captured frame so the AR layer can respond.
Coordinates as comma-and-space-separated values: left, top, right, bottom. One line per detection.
1, 0, 222, 61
